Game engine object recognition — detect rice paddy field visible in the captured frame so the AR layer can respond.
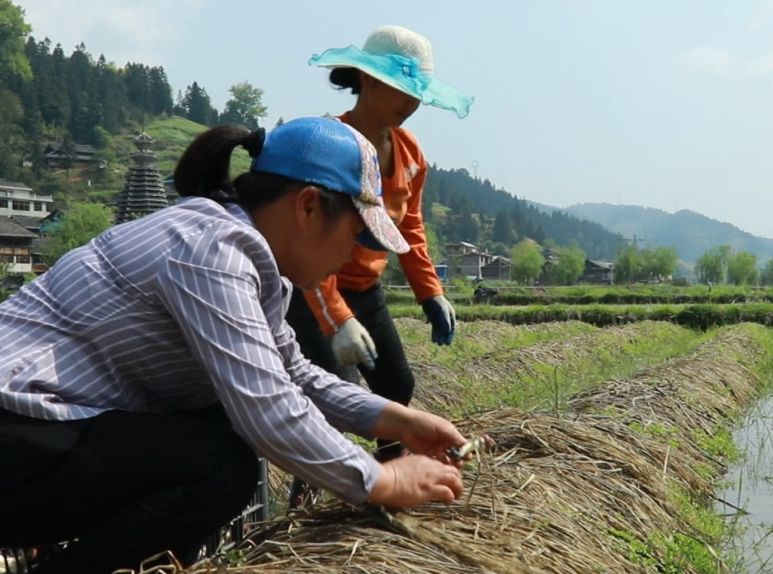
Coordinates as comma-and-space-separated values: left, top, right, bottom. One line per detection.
174, 304, 773, 574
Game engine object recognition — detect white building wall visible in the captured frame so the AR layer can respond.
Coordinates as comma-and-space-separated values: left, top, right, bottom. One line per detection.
7, 259, 33, 274
0, 182, 54, 219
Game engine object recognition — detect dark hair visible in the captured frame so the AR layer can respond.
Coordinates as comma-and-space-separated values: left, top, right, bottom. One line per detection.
174, 125, 261, 200
174, 124, 355, 218
329, 68, 361, 94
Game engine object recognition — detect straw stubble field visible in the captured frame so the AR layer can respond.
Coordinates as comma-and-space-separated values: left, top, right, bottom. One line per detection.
181, 319, 771, 574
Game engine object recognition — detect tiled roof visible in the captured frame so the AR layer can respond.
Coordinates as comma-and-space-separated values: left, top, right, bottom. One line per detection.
0, 216, 38, 238
0, 179, 33, 192
10, 215, 46, 229
586, 260, 614, 269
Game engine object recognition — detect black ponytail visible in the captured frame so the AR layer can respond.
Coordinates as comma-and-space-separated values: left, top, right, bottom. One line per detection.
174, 123, 355, 220
173, 125, 266, 201
241, 127, 265, 158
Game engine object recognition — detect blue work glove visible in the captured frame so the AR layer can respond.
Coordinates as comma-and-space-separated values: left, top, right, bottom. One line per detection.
421, 295, 456, 345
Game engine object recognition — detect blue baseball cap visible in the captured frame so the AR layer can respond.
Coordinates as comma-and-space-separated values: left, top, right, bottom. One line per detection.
251, 117, 409, 254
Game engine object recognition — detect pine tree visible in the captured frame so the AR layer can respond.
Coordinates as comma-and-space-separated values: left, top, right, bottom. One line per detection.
182, 82, 217, 125
492, 209, 514, 244
149, 66, 173, 115
124, 62, 151, 111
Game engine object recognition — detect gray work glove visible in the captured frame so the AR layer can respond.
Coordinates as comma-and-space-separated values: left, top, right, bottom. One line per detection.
331, 317, 377, 370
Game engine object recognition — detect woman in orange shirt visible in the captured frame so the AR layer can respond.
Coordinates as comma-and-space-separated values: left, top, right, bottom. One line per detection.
286, 25, 473, 504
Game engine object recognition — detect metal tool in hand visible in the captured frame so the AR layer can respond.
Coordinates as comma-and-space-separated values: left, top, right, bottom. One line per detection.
446, 434, 495, 461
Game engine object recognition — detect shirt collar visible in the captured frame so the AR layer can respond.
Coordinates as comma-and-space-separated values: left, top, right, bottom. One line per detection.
224, 201, 255, 229
223, 201, 293, 301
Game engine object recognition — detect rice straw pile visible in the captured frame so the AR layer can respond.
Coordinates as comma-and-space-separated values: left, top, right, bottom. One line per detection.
171, 324, 766, 574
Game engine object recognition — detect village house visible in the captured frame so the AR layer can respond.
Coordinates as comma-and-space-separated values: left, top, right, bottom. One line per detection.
445, 241, 486, 278
581, 259, 615, 285
536, 247, 615, 285
481, 255, 512, 280
0, 180, 56, 275
0, 179, 54, 219
0, 217, 36, 275
43, 142, 100, 169
444, 241, 512, 280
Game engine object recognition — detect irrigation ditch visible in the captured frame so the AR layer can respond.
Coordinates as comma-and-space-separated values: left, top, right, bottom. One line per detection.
715, 394, 773, 572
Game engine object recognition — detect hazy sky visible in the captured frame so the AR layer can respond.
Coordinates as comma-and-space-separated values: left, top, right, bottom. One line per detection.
16, 0, 773, 238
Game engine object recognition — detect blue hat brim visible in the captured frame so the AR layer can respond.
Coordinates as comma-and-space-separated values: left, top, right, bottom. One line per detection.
309, 46, 474, 119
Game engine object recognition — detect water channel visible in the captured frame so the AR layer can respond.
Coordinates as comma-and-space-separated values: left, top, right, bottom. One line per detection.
716, 393, 773, 573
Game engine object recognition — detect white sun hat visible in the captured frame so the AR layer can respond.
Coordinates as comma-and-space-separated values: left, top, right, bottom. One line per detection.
309, 25, 474, 119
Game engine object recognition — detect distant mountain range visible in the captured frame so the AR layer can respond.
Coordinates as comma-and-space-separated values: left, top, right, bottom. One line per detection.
538, 202, 773, 265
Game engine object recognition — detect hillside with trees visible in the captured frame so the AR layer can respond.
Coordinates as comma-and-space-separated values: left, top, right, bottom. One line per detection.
2, 0, 770, 289
424, 167, 626, 260
565, 202, 773, 265
0, 0, 265, 200
0, 0, 626, 276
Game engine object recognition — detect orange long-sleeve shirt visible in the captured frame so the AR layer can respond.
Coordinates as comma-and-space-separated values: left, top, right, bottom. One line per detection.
304, 116, 443, 335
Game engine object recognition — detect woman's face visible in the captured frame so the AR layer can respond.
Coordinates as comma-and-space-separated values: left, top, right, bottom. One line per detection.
361, 75, 421, 127
289, 192, 365, 289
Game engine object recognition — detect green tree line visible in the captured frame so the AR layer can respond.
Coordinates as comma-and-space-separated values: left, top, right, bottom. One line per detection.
423, 166, 628, 261
7, 0, 768, 287
1, 32, 176, 178
695, 245, 773, 286
0, 0, 266, 184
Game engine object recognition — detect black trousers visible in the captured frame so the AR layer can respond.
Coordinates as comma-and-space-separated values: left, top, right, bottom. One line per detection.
286, 283, 415, 459
0, 407, 260, 574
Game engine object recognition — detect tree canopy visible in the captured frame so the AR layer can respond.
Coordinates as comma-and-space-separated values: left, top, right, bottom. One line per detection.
423, 166, 626, 261
41, 202, 113, 264
0, 3, 236, 183
219, 81, 267, 129
695, 245, 730, 284
510, 239, 545, 285
179, 81, 217, 126
546, 244, 586, 285
726, 251, 758, 285
0, 0, 31, 83
761, 259, 773, 286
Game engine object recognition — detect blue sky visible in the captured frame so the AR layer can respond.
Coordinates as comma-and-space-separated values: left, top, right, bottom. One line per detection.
17, 0, 773, 238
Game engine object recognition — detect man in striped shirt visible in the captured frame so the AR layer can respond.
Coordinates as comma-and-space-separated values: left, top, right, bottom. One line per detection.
0, 118, 466, 574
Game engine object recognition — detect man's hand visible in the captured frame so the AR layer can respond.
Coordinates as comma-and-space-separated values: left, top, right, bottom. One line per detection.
421, 295, 456, 345
331, 317, 377, 369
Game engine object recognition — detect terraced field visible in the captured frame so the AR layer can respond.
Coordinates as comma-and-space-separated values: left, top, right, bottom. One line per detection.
187, 319, 773, 574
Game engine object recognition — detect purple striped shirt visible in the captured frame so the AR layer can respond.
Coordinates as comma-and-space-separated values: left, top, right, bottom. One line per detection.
0, 197, 386, 503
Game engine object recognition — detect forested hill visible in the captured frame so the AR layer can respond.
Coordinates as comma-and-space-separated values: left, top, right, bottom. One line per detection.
0, 0, 625, 262
565, 203, 773, 264
0, 36, 176, 181
424, 167, 626, 260
0, 8, 261, 186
